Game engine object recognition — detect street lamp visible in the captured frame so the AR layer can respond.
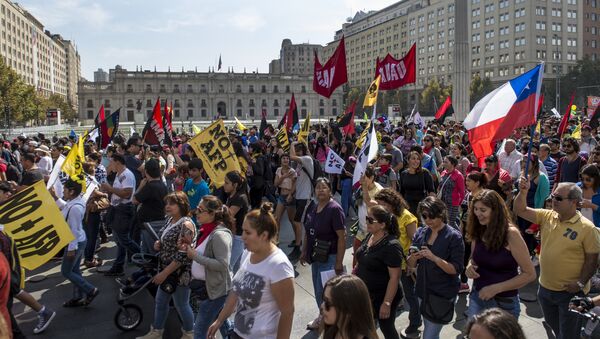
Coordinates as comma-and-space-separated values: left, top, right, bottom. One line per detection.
554, 34, 561, 111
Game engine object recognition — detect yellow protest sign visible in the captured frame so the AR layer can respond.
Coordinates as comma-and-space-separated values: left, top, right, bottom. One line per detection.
0, 181, 74, 270
298, 112, 311, 145
235, 117, 247, 131
192, 124, 202, 135
275, 127, 290, 152
363, 75, 381, 107
188, 119, 241, 187
355, 122, 371, 148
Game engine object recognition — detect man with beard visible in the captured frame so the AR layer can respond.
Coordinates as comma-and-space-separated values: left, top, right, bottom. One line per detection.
554, 137, 586, 191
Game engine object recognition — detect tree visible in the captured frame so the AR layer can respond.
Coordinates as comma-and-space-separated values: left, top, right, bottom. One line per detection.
420, 78, 453, 115
469, 74, 494, 108
556, 56, 600, 111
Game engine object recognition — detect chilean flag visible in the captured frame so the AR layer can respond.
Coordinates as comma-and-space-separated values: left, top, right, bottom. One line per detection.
464, 64, 544, 163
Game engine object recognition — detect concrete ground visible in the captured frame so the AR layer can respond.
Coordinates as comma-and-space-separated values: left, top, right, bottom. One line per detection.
14, 205, 556, 339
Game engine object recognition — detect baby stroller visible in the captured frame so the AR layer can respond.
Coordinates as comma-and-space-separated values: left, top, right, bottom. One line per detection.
113, 223, 160, 331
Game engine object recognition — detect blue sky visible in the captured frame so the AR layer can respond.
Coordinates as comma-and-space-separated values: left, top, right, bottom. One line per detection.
18, 0, 398, 80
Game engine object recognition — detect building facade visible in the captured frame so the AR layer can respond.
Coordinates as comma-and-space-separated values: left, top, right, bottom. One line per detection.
78, 66, 343, 125
582, 0, 600, 60
0, 0, 80, 108
322, 0, 584, 119
93, 68, 109, 82
269, 39, 323, 76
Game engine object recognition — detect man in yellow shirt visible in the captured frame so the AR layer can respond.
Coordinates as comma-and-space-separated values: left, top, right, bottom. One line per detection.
515, 180, 600, 339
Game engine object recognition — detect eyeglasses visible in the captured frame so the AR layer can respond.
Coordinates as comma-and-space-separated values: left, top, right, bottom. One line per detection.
196, 207, 209, 214
322, 297, 333, 311
551, 194, 570, 202
421, 213, 435, 220
424, 139, 433, 142
366, 216, 377, 224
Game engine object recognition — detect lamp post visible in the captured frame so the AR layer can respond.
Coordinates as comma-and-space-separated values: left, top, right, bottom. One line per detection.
554, 34, 561, 111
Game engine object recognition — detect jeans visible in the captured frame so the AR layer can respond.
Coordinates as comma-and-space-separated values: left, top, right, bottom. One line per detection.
340, 178, 353, 216
466, 289, 520, 319
311, 254, 336, 308
194, 295, 231, 339
61, 240, 96, 299
401, 271, 422, 330
140, 219, 165, 255
84, 211, 101, 262
153, 285, 194, 331
418, 297, 456, 339
538, 286, 582, 339
230, 235, 244, 273
111, 205, 140, 269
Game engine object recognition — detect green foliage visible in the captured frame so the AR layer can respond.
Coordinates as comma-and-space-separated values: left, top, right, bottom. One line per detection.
0, 57, 75, 125
469, 74, 494, 109
557, 56, 600, 110
420, 78, 453, 114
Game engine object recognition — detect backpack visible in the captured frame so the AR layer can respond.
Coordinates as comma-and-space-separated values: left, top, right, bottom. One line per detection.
302, 157, 324, 187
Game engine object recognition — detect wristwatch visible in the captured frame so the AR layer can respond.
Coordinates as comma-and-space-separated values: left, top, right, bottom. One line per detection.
384, 301, 391, 307
577, 281, 585, 290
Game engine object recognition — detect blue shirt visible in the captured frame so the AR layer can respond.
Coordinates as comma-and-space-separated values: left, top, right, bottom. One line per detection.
183, 178, 210, 211
542, 156, 558, 188
412, 224, 464, 299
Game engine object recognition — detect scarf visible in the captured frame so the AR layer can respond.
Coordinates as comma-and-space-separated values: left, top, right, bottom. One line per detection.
196, 221, 218, 247
423, 145, 433, 154
379, 164, 391, 176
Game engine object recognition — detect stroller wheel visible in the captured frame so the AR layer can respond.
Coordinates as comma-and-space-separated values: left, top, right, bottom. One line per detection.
114, 304, 143, 331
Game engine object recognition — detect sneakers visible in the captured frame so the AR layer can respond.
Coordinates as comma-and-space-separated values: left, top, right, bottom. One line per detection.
287, 246, 301, 262
104, 267, 124, 276
459, 283, 470, 294
33, 307, 56, 334
400, 326, 421, 339
83, 288, 100, 306
136, 326, 164, 339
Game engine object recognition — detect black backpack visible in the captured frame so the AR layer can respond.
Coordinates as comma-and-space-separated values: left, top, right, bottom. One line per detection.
302, 157, 325, 187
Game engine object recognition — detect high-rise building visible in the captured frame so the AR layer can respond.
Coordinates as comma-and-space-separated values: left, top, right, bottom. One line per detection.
269, 39, 323, 76
94, 68, 109, 82
583, 0, 600, 60
322, 0, 584, 119
0, 0, 80, 109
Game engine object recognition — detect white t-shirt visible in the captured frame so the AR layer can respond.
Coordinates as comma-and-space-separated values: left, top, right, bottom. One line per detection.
294, 156, 314, 200
111, 168, 136, 205
37, 155, 53, 176
191, 239, 209, 280
232, 248, 294, 339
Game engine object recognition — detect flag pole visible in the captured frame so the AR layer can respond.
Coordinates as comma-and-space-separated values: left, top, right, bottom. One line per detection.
524, 62, 545, 179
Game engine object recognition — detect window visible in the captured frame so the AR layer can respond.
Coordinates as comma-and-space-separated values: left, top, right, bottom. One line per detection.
261, 85, 266, 93
127, 99, 134, 108
552, 23, 562, 31
159, 84, 166, 93
273, 85, 279, 93
187, 110, 193, 117
173, 84, 180, 93
86, 99, 93, 108
301, 85, 306, 93
515, 8, 526, 18
274, 108, 279, 116
174, 110, 180, 118
536, 7, 546, 16
146, 99, 153, 108
249, 85, 254, 93
236, 99, 242, 107
567, 24, 577, 33
201, 109, 207, 117
236, 109, 242, 117
285, 85, 290, 93
201, 99, 207, 107
536, 36, 547, 44
87, 110, 94, 119
536, 21, 546, 30
236, 85, 242, 93
187, 99, 194, 108
145, 84, 152, 93
104, 99, 111, 108
126, 84, 133, 93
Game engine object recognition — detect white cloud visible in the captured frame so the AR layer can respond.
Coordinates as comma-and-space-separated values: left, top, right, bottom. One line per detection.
22, 0, 111, 29
228, 9, 265, 32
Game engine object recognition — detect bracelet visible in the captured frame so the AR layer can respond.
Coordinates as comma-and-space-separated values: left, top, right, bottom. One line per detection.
383, 301, 391, 307
577, 281, 585, 290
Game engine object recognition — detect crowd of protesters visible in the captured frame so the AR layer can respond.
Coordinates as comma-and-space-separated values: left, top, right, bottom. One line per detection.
0, 110, 598, 339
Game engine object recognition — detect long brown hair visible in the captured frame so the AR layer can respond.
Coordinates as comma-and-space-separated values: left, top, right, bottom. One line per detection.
466, 190, 513, 251
321, 275, 378, 339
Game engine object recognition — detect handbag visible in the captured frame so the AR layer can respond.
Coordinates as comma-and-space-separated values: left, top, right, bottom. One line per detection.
311, 238, 332, 263
87, 195, 110, 213
418, 230, 455, 324
160, 272, 179, 294
189, 279, 209, 300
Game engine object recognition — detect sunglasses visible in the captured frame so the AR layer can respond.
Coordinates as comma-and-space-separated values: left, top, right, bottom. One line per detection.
551, 194, 570, 202
366, 216, 377, 224
424, 139, 433, 142
421, 213, 435, 220
322, 297, 333, 311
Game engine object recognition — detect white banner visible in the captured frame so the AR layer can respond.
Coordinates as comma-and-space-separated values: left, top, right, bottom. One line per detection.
46, 155, 65, 189
325, 149, 345, 174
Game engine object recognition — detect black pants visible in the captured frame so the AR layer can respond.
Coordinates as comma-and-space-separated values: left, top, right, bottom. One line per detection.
373, 291, 402, 339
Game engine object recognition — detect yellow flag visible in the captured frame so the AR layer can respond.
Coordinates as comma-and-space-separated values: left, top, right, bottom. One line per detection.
235, 117, 247, 131
275, 127, 290, 153
535, 121, 541, 135
363, 112, 369, 122
298, 112, 311, 145
0, 181, 75, 270
192, 124, 202, 135
188, 120, 241, 187
61, 135, 86, 192
355, 122, 371, 149
363, 75, 381, 107
571, 123, 582, 139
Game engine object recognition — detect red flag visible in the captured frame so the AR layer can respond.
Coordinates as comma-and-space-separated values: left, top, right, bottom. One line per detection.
99, 109, 120, 149
434, 96, 454, 123
285, 94, 299, 132
375, 43, 416, 90
163, 100, 173, 133
313, 37, 348, 98
142, 98, 165, 146
558, 92, 576, 138
94, 104, 105, 127
338, 102, 357, 136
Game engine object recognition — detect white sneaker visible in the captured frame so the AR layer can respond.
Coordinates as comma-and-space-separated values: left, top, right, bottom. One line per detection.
136, 326, 163, 339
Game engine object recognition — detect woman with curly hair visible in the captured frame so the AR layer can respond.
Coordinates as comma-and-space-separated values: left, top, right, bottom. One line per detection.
374, 189, 421, 338
465, 190, 536, 319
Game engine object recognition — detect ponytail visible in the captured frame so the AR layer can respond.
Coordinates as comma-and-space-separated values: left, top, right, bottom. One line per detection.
245, 202, 278, 241
369, 205, 400, 238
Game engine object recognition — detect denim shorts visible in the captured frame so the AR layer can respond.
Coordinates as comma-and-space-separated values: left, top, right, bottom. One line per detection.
277, 193, 295, 207
467, 288, 520, 319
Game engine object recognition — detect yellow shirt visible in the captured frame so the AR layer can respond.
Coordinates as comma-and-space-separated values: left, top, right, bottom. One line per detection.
397, 209, 418, 269
535, 209, 600, 293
